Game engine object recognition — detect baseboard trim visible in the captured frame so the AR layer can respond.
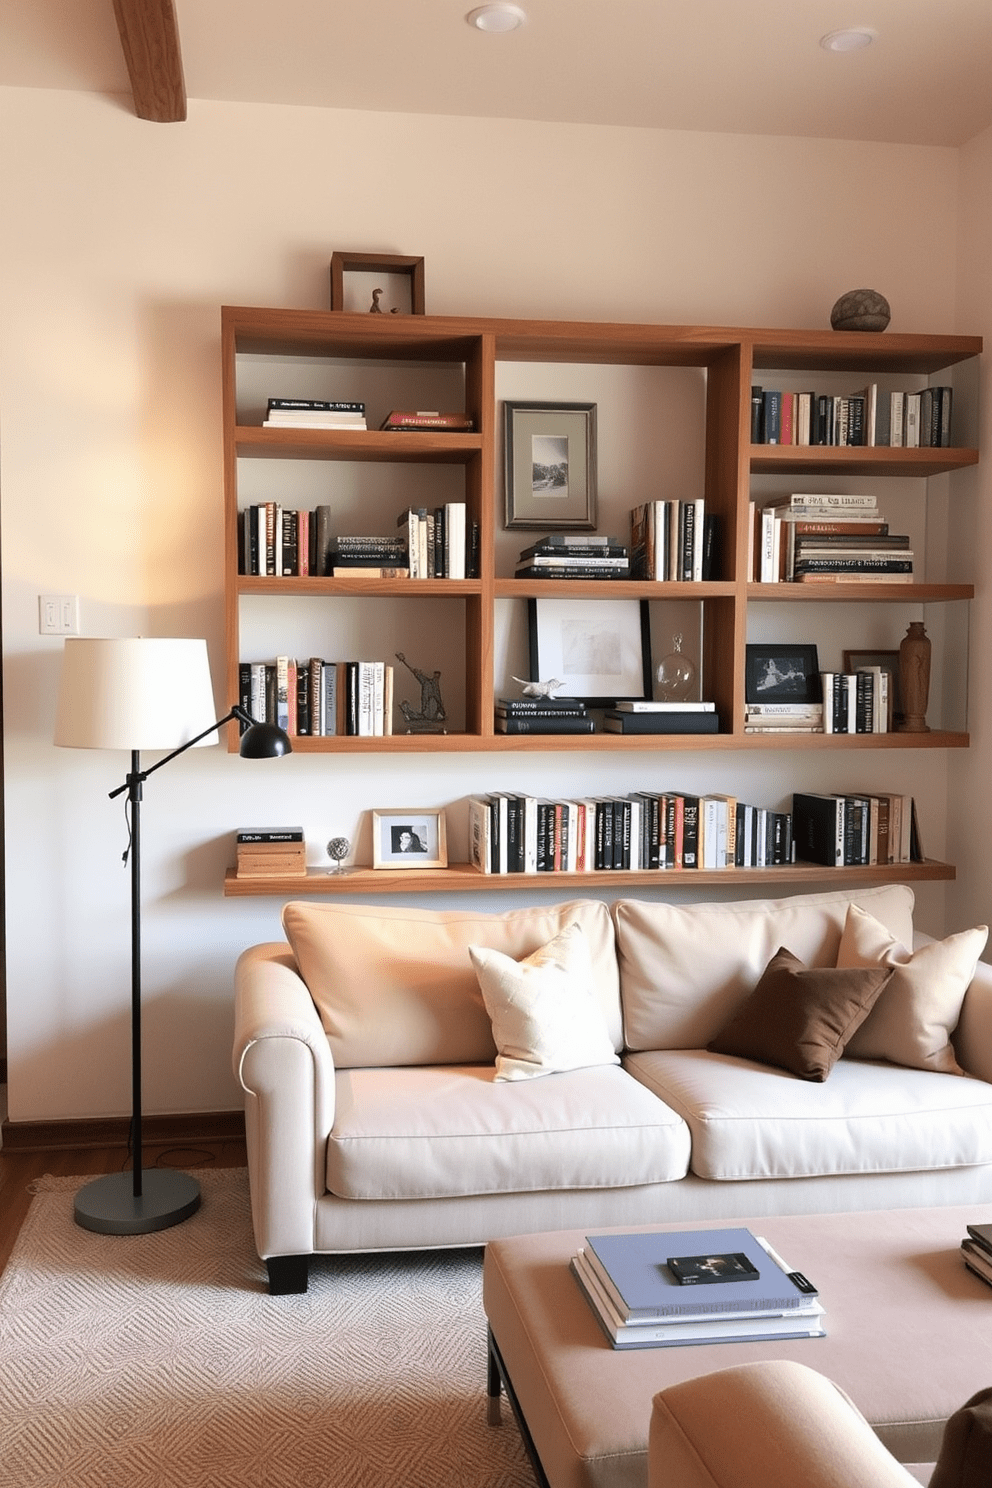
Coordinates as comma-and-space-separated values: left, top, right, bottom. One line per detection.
1, 1109, 246, 1153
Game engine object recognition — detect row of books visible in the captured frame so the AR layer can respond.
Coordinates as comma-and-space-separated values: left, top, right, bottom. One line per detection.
234, 826, 307, 880
238, 501, 479, 579
750, 493, 913, 584
745, 669, 891, 735
468, 789, 794, 874
629, 500, 717, 582
751, 384, 953, 448
238, 658, 394, 737
513, 533, 630, 581
571, 1227, 823, 1349
793, 791, 920, 867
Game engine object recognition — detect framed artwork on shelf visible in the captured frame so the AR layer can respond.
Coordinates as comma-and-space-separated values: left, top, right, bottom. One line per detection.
844, 648, 902, 723
745, 644, 822, 705
528, 598, 652, 705
371, 808, 447, 869
503, 401, 597, 529
329, 252, 426, 315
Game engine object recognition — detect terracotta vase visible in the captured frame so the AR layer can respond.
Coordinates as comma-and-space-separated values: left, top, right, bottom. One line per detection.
897, 622, 931, 733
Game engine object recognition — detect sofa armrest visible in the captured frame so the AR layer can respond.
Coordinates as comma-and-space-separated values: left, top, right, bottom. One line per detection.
233, 943, 335, 1260
649, 1360, 922, 1488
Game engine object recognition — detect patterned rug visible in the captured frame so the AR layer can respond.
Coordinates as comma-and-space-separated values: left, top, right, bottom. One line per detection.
0, 1169, 532, 1487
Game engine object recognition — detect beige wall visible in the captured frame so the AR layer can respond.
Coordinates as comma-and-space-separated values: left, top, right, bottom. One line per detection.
0, 86, 980, 1121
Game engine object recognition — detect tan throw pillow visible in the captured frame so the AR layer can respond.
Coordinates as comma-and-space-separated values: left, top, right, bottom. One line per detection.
468, 922, 620, 1082
838, 905, 988, 1074
707, 946, 893, 1082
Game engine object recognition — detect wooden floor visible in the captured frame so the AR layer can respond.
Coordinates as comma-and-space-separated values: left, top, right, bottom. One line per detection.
0, 1134, 248, 1278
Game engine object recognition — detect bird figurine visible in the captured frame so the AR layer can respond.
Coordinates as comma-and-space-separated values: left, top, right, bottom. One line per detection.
513, 676, 565, 699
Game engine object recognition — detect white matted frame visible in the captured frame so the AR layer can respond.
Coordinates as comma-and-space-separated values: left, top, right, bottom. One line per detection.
528, 598, 653, 705
371, 808, 448, 869
504, 401, 597, 529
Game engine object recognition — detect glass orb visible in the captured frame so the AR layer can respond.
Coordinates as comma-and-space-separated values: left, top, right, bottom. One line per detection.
655, 633, 697, 701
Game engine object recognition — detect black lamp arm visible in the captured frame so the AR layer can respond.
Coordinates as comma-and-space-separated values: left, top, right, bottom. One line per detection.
107, 705, 254, 800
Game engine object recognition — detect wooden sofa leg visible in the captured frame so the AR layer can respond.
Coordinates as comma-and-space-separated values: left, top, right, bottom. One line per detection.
266, 1255, 310, 1295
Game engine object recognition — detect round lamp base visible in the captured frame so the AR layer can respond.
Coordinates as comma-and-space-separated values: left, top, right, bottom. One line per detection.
74, 1169, 201, 1235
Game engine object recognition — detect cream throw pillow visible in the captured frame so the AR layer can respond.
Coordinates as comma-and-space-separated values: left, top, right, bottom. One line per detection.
469, 922, 620, 1082
838, 904, 988, 1074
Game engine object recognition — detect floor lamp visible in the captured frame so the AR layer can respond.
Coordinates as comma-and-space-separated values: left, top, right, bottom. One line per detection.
54, 637, 292, 1235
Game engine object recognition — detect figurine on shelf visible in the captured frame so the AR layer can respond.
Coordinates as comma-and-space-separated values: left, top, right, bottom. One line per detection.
512, 675, 565, 699
369, 288, 384, 313
656, 633, 698, 701
326, 836, 351, 873
396, 652, 448, 733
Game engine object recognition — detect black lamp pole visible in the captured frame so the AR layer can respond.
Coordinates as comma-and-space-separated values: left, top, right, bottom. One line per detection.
73, 705, 290, 1235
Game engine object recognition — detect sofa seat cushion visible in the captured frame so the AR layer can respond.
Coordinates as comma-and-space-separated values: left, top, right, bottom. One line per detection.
282, 898, 620, 1069
326, 1063, 690, 1200
614, 884, 915, 1051
623, 1048, 992, 1181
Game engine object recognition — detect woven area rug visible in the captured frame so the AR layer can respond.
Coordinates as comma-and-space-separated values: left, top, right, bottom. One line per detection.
0, 1169, 532, 1488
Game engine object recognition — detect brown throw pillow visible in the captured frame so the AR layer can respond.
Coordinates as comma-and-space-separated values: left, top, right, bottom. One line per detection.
707, 946, 894, 1082
929, 1386, 992, 1488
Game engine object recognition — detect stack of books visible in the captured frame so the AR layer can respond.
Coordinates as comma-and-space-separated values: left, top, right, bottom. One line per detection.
603, 701, 719, 735
263, 397, 367, 430
570, 1227, 824, 1349
235, 827, 307, 879
514, 533, 629, 580
379, 409, 473, 431
960, 1222, 992, 1289
328, 535, 409, 577
752, 494, 913, 584
792, 791, 919, 867
494, 697, 593, 734
744, 701, 824, 734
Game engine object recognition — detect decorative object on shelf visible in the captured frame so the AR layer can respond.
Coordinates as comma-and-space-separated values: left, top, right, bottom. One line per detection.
897, 622, 932, 733
512, 674, 565, 699
843, 649, 902, 727
395, 651, 448, 733
504, 401, 597, 530
371, 808, 448, 870
655, 633, 698, 701
327, 837, 351, 873
529, 597, 652, 705
329, 251, 425, 314
54, 637, 291, 1236
745, 644, 822, 706
830, 288, 891, 332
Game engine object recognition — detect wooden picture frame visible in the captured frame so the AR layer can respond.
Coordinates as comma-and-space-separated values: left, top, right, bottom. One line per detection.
528, 597, 652, 705
844, 648, 902, 723
745, 644, 822, 705
371, 808, 447, 869
504, 401, 597, 530
330, 252, 425, 315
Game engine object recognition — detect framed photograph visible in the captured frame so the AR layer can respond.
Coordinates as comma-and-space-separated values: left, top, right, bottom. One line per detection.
329, 252, 425, 315
528, 598, 652, 705
504, 401, 597, 530
745, 644, 822, 705
372, 808, 447, 869
844, 649, 902, 723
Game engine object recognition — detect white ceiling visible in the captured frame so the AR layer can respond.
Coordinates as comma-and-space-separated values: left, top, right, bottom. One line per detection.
2, 0, 992, 146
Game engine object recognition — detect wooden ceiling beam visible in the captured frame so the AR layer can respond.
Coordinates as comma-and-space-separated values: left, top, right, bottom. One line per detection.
111, 0, 187, 123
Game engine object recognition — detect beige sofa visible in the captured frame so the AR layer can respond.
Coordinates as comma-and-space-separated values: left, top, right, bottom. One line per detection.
233, 883, 992, 1293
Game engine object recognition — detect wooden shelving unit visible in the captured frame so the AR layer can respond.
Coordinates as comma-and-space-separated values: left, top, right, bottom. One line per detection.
221, 306, 980, 893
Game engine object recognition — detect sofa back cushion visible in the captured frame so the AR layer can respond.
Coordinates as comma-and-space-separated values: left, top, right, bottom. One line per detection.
282, 898, 620, 1069
614, 884, 916, 1051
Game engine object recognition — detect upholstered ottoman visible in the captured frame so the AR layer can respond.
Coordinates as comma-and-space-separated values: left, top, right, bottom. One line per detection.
484, 1205, 992, 1488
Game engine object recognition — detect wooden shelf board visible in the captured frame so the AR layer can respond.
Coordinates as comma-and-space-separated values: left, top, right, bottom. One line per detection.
234, 426, 482, 463
228, 729, 968, 754
747, 582, 974, 602
495, 579, 737, 599
238, 576, 482, 597
224, 859, 954, 897
749, 445, 978, 478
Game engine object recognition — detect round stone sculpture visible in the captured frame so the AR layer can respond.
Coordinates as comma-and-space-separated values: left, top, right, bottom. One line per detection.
327, 836, 351, 872
830, 289, 891, 332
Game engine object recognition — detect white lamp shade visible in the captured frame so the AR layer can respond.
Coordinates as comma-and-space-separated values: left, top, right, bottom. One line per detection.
54, 638, 219, 751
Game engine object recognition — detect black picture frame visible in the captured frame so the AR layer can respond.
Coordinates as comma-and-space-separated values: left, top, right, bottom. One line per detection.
504, 401, 597, 530
528, 598, 652, 705
745, 644, 822, 705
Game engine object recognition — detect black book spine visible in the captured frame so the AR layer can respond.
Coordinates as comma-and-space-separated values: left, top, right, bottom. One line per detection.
681, 796, 699, 869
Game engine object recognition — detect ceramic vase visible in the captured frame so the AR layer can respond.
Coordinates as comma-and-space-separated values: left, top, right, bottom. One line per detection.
897, 621, 931, 733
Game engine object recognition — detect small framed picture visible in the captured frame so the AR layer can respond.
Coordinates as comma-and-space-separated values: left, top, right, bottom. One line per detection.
329, 252, 425, 315
372, 808, 448, 869
529, 597, 652, 705
844, 649, 902, 723
504, 401, 597, 530
745, 644, 822, 705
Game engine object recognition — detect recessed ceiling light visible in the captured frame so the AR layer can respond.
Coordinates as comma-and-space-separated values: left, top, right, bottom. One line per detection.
467, 4, 527, 33
820, 28, 876, 52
